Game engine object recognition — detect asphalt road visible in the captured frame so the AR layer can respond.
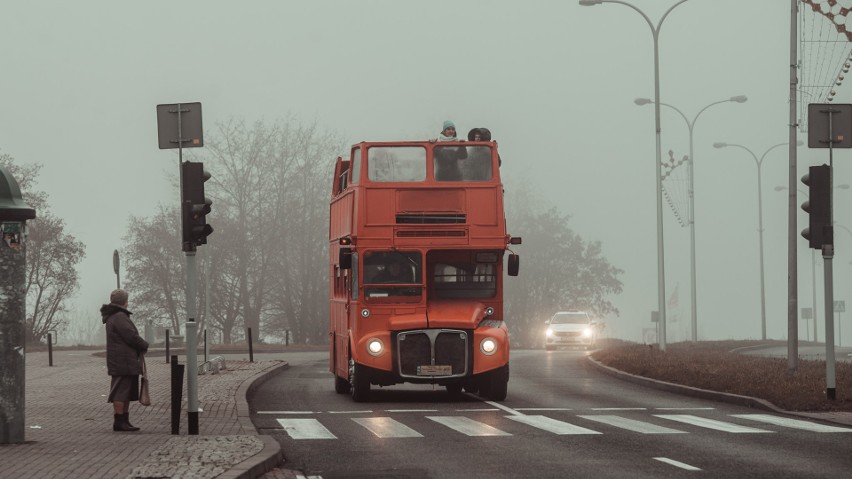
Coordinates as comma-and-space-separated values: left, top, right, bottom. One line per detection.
249, 349, 852, 478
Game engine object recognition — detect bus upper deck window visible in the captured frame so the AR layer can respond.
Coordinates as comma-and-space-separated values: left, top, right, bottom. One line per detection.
367, 147, 426, 182
435, 145, 492, 182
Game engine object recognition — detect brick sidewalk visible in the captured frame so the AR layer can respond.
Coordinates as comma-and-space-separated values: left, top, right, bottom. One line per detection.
0, 350, 286, 479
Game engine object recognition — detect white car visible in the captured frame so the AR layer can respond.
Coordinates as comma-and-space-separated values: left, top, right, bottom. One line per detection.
545, 311, 597, 350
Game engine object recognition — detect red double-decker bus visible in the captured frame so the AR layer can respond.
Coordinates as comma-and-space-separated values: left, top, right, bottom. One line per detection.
329, 138, 520, 401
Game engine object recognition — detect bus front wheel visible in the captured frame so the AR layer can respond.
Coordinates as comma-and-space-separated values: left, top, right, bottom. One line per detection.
334, 374, 350, 394
349, 360, 371, 402
479, 365, 509, 401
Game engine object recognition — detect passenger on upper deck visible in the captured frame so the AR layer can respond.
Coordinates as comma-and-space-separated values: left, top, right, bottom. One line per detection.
432, 120, 467, 181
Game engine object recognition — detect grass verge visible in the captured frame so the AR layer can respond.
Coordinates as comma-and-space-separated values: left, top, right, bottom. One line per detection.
591, 340, 852, 412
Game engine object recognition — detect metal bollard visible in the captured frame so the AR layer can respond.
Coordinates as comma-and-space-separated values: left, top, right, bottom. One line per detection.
247, 327, 254, 363
170, 355, 184, 435
165, 330, 170, 364
47, 333, 53, 367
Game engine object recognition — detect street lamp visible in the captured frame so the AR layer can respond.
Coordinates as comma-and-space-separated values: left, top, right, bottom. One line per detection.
715, 141, 802, 340
635, 95, 747, 341
581, 0, 691, 350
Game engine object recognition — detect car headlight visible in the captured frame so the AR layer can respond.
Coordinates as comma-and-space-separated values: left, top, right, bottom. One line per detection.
583, 327, 593, 338
367, 338, 384, 356
480, 337, 497, 355
545, 327, 554, 338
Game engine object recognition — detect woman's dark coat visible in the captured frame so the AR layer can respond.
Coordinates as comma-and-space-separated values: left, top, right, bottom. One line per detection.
101, 304, 149, 376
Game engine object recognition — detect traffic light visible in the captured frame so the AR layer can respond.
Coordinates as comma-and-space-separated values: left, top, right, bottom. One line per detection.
181, 161, 213, 250
801, 164, 831, 249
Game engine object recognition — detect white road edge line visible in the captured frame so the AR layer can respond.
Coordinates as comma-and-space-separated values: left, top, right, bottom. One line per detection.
485, 400, 525, 416
257, 411, 315, 415
654, 457, 702, 471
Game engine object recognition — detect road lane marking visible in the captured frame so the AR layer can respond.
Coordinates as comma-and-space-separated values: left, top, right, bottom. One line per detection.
485, 401, 524, 416
508, 415, 601, 435
655, 415, 773, 433
427, 416, 511, 436
353, 417, 424, 438
258, 411, 315, 414
732, 414, 852, 432
329, 410, 373, 414
591, 407, 647, 411
578, 415, 685, 434
277, 418, 337, 439
514, 408, 572, 412
456, 408, 500, 412
655, 407, 715, 411
654, 457, 701, 471
386, 409, 438, 413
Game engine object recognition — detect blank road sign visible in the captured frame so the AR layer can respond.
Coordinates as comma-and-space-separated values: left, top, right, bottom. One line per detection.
156, 102, 203, 149
808, 103, 852, 148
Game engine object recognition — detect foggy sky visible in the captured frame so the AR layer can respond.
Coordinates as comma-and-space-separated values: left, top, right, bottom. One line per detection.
1, 1, 846, 344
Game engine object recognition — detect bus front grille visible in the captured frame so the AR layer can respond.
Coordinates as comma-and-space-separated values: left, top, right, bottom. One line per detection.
397, 329, 469, 378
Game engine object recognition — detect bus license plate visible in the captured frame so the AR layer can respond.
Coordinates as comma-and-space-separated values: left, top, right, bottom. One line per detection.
417, 365, 452, 376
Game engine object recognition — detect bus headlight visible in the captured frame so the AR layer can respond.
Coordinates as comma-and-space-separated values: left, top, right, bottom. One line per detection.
367, 338, 384, 356
583, 327, 593, 338
361, 308, 370, 318
480, 337, 497, 355
485, 307, 495, 316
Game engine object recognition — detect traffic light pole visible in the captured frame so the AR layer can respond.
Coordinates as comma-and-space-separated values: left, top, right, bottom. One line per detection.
824, 134, 837, 401
184, 249, 200, 433
822, 244, 836, 400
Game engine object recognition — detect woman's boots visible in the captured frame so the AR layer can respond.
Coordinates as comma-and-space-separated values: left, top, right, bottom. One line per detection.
113, 412, 140, 432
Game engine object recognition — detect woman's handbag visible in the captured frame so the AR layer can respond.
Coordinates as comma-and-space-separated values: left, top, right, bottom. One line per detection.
139, 354, 151, 406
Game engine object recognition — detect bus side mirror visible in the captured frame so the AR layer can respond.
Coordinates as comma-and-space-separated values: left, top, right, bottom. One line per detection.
508, 254, 519, 276
339, 248, 352, 269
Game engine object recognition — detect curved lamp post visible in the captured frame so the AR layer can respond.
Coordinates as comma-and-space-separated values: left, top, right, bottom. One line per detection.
715, 141, 802, 340
581, 0, 690, 350
635, 95, 747, 341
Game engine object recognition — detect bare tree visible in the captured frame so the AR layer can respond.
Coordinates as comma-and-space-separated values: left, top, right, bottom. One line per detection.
122, 206, 187, 336
503, 180, 623, 348
264, 122, 337, 344
0, 152, 86, 344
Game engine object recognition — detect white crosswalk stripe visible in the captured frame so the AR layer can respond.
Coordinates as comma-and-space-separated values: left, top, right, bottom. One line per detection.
731, 414, 852, 433
271, 412, 851, 440
507, 415, 601, 435
353, 417, 424, 438
655, 414, 773, 433
427, 416, 512, 436
277, 418, 337, 440
578, 415, 686, 434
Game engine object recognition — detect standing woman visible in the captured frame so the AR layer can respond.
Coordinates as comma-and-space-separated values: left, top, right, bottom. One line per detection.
101, 288, 149, 432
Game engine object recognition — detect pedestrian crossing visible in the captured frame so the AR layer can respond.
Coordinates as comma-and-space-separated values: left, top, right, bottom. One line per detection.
272, 411, 852, 440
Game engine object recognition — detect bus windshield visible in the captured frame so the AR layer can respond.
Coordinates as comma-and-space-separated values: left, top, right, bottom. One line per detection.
363, 250, 423, 300
430, 250, 498, 299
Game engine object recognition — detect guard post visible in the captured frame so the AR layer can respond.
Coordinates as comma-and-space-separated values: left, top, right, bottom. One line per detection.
0, 165, 36, 444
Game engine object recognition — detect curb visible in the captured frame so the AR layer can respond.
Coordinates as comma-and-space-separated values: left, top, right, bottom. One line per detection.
228, 361, 291, 479
586, 355, 789, 414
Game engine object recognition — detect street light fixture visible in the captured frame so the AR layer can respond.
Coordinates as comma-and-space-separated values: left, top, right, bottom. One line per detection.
581, 0, 691, 350
635, 95, 748, 341
715, 141, 803, 340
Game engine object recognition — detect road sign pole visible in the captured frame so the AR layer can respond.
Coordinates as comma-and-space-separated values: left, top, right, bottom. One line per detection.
822, 245, 836, 400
